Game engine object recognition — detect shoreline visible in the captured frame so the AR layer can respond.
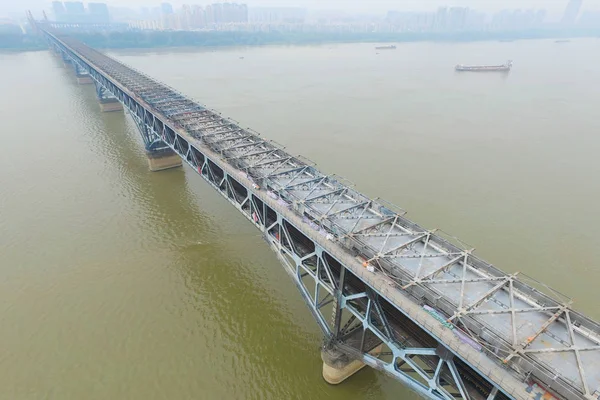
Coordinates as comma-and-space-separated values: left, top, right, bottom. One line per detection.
3, 30, 599, 52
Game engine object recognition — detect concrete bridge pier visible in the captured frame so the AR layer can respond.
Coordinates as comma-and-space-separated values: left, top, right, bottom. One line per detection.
99, 98, 123, 112
321, 345, 367, 385
135, 121, 181, 172
146, 148, 182, 172
74, 63, 93, 85
76, 73, 93, 85
321, 344, 382, 385
95, 81, 123, 112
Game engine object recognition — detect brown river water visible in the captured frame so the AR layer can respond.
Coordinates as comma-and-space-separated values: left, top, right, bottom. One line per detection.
1, 39, 599, 399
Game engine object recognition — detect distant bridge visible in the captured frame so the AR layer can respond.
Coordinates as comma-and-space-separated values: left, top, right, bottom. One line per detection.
39, 26, 599, 400
35, 20, 128, 32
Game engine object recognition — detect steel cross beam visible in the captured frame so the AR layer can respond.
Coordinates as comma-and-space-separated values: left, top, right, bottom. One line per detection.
220, 140, 260, 153
274, 167, 312, 190
448, 274, 518, 322
281, 175, 324, 191
503, 302, 571, 363
227, 148, 277, 162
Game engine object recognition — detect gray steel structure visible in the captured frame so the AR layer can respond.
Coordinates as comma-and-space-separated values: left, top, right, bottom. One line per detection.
41, 28, 600, 400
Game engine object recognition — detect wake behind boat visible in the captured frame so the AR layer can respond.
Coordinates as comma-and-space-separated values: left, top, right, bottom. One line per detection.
455, 60, 513, 72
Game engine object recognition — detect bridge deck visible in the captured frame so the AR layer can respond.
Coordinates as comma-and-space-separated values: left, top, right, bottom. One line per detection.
49, 32, 599, 400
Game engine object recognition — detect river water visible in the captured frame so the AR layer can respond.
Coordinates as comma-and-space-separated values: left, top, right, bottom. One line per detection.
1, 39, 599, 399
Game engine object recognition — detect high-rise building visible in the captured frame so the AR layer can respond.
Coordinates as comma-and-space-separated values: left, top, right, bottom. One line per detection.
218, 3, 248, 23
64, 1, 84, 14
160, 2, 174, 28
161, 3, 174, 15
240, 4, 249, 23
180, 4, 192, 29
205, 4, 215, 24
447, 7, 468, 30
52, 1, 66, 21
561, 0, 583, 24
213, 3, 223, 23
63, 1, 85, 22
161, 13, 177, 29
465, 10, 486, 30
248, 7, 306, 23
191, 5, 206, 28
222, 3, 234, 22
435, 7, 448, 31
386, 11, 435, 32
88, 3, 109, 23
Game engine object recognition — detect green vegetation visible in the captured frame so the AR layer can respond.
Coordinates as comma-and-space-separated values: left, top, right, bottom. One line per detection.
0, 33, 46, 51
72, 29, 600, 49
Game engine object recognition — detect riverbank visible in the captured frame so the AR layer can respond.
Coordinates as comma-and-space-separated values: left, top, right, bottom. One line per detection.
5, 29, 599, 52
0, 33, 47, 51
72, 29, 600, 50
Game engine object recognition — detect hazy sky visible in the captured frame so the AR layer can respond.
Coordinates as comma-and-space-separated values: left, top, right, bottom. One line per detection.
6, 0, 600, 20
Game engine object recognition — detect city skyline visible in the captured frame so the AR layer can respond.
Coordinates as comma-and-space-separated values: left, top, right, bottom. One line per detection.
4, 0, 600, 20
33, 0, 600, 32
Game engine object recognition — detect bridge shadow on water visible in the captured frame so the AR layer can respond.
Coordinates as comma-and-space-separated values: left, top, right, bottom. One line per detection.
59, 55, 406, 399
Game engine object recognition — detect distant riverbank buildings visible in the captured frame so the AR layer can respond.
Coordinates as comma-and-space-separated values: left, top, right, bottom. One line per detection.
129, 3, 311, 32
48, 0, 598, 34
52, 1, 110, 23
128, 3, 249, 31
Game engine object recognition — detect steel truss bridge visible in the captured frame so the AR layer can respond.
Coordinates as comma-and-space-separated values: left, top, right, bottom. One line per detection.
40, 27, 600, 400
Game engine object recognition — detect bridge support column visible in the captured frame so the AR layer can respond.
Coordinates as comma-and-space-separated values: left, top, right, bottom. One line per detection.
321, 344, 382, 385
99, 98, 123, 112
61, 51, 72, 68
146, 148, 182, 172
95, 80, 123, 112
74, 62, 93, 84
76, 74, 93, 85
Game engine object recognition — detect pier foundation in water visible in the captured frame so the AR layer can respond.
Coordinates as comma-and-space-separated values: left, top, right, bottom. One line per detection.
76, 74, 94, 85
321, 344, 382, 385
146, 148, 182, 172
99, 98, 123, 112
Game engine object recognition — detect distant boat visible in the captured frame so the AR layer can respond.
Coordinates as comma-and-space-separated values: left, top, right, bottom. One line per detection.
499, 39, 514, 42
455, 60, 513, 72
555, 39, 571, 43
375, 45, 396, 50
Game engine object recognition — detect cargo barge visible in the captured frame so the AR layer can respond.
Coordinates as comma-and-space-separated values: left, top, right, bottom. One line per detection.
455, 60, 513, 72
375, 45, 396, 50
